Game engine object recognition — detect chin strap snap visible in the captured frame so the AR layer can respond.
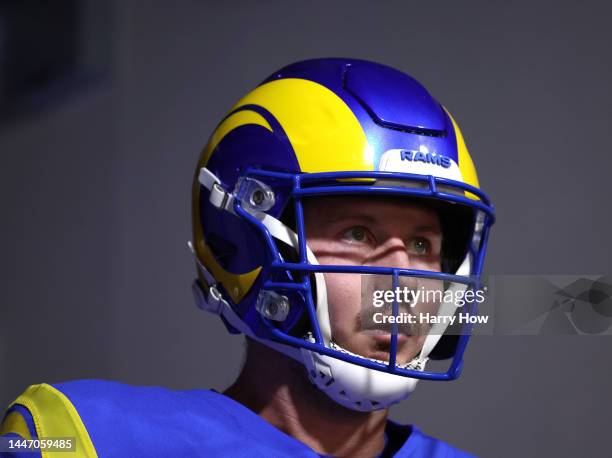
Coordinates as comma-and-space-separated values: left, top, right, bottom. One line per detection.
187, 240, 230, 315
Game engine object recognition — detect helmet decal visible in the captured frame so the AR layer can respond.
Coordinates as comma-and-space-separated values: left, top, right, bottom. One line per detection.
230, 78, 371, 173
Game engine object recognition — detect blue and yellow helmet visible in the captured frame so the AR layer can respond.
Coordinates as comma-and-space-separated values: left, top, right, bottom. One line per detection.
191, 58, 494, 411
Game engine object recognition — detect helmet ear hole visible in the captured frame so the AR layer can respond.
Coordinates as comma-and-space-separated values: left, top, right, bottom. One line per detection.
205, 232, 238, 270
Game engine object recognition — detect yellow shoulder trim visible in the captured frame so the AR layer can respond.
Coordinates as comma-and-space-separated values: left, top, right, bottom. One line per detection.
5, 384, 98, 458
0, 410, 32, 440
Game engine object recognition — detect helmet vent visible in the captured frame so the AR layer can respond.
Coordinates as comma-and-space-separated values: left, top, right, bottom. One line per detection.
343, 63, 447, 137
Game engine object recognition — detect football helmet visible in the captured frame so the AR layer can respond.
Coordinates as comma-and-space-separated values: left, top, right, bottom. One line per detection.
190, 58, 494, 411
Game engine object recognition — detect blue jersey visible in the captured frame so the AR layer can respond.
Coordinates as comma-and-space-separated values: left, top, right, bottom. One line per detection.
0, 380, 475, 457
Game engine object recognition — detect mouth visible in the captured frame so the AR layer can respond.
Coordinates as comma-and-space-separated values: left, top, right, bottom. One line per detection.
361, 329, 410, 361
362, 328, 410, 341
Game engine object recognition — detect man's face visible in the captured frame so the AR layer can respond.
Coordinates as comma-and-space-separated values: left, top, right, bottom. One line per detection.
304, 195, 443, 365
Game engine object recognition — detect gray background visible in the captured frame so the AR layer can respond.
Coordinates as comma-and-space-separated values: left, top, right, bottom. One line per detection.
1, 1, 611, 457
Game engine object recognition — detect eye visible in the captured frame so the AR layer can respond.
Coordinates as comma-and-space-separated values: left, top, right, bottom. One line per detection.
341, 226, 372, 244
407, 237, 430, 255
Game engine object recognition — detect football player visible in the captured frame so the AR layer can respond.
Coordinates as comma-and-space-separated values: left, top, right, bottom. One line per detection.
0, 58, 494, 457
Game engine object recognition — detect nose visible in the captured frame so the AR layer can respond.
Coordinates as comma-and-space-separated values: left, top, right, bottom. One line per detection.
365, 237, 412, 269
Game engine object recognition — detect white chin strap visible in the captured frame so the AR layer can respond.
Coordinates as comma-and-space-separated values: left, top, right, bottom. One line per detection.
193, 168, 470, 412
